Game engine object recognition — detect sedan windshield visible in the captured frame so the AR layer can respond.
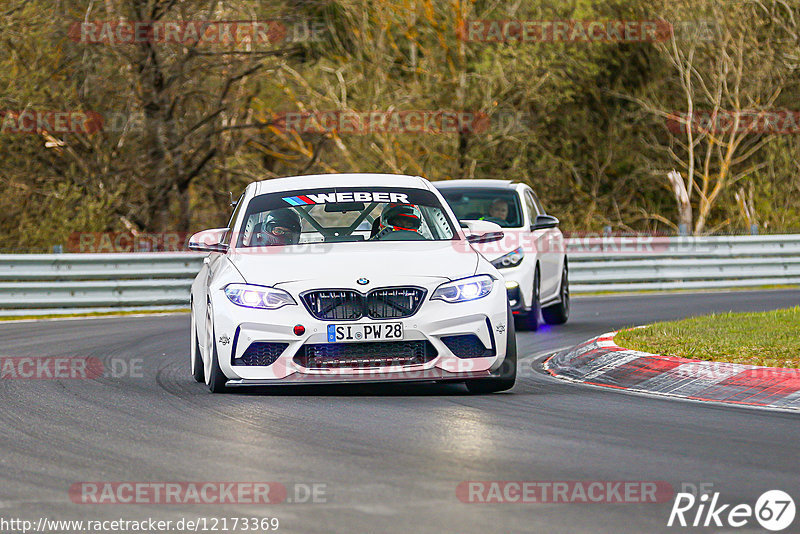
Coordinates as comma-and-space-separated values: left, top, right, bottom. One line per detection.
438, 188, 523, 228
236, 187, 457, 246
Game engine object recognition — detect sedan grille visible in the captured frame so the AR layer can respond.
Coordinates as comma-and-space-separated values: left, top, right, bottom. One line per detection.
294, 340, 437, 369
301, 287, 426, 320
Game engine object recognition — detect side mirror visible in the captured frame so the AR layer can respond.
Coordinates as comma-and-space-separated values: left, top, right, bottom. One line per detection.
462, 220, 505, 244
532, 214, 559, 230
188, 228, 229, 253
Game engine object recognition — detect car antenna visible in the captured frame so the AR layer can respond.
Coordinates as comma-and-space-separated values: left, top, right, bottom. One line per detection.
229, 192, 238, 208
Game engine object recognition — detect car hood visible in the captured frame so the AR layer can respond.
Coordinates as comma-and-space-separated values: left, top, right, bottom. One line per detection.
226, 240, 479, 289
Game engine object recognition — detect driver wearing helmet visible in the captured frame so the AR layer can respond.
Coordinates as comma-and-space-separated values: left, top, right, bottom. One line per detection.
371, 203, 425, 240
254, 208, 302, 246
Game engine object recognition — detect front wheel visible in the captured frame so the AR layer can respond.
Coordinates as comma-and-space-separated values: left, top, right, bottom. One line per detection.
465, 305, 517, 394
204, 301, 228, 393
542, 261, 569, 325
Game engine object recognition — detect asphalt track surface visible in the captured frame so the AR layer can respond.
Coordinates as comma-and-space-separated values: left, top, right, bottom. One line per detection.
1, 289, 799, 534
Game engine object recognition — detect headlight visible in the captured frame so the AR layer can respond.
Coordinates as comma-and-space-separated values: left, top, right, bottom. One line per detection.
224, 284, 296, 310
431, 275, 495, 303
491, 247, 524, 269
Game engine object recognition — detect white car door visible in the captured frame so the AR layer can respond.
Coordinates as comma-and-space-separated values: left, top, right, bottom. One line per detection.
523, 188, 561, 300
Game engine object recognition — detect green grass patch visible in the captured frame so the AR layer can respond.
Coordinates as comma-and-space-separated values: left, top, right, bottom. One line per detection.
0, 309, 189, 321
614, 306, 800, 369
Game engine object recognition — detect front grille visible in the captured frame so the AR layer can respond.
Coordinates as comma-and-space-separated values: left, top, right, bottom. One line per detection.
302, 290, 362, 320
301, 287, 426, 320
366, 288, 425, 319
441, 335, 495, 359
233, 342, 288, 366
294, 340, 437, 369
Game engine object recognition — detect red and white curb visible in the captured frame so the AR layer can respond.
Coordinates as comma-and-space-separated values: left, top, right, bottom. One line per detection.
543, 331, 800, 411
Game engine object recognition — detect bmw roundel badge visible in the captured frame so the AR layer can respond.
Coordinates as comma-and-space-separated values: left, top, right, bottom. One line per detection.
357, 277, 369, 285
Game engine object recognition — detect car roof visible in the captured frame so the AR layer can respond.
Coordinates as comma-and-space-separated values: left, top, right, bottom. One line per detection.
432, 179, 517, 190
252, 173, 431, 195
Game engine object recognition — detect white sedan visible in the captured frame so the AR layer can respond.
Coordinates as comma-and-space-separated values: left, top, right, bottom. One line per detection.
434, 180, 569, 331
188, 173, 516, 393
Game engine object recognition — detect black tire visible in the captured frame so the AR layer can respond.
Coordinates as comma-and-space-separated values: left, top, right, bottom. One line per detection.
205, 302, 228, 393
190, 305, 205, 383
465, 305, 517, 394
207, 335, 228, 393
192, 326, 204, 383
542, 260, 570, 325
516, 267, 540, 331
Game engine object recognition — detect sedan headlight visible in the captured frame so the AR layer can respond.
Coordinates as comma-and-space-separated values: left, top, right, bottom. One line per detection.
491, 247, 524, 269
431, 275, 495, 303
224, 284, 296, 310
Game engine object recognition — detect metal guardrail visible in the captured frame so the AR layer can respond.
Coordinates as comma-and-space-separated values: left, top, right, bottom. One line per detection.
568, 234, 800, 293
0, 234, 798, 315
0, 253, 203, 316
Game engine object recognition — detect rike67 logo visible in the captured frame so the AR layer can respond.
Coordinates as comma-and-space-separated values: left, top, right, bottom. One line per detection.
668, 489, 795, 531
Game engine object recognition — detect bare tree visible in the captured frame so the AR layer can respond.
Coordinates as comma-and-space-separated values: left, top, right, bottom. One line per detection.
629, 0, 791, 234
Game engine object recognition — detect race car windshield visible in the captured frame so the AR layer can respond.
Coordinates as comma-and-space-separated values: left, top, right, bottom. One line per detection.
236, 187, 457, 246
438, 188, 523, 228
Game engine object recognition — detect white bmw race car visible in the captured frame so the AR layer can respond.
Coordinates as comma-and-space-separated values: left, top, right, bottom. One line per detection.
188, 173, 517, 393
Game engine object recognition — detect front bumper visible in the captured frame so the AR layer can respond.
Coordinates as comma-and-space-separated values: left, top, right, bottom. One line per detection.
494, 263, 533, 313
210, 285, 510, 385
505, 282, 524, 312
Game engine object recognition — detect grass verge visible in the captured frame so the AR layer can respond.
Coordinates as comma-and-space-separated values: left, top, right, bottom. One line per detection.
614, 306, 800, 368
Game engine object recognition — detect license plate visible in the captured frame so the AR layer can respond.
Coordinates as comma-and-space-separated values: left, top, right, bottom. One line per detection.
327, 323, 404, 342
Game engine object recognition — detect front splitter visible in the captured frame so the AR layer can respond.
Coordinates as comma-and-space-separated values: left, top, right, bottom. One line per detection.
225, 368, 492, 386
